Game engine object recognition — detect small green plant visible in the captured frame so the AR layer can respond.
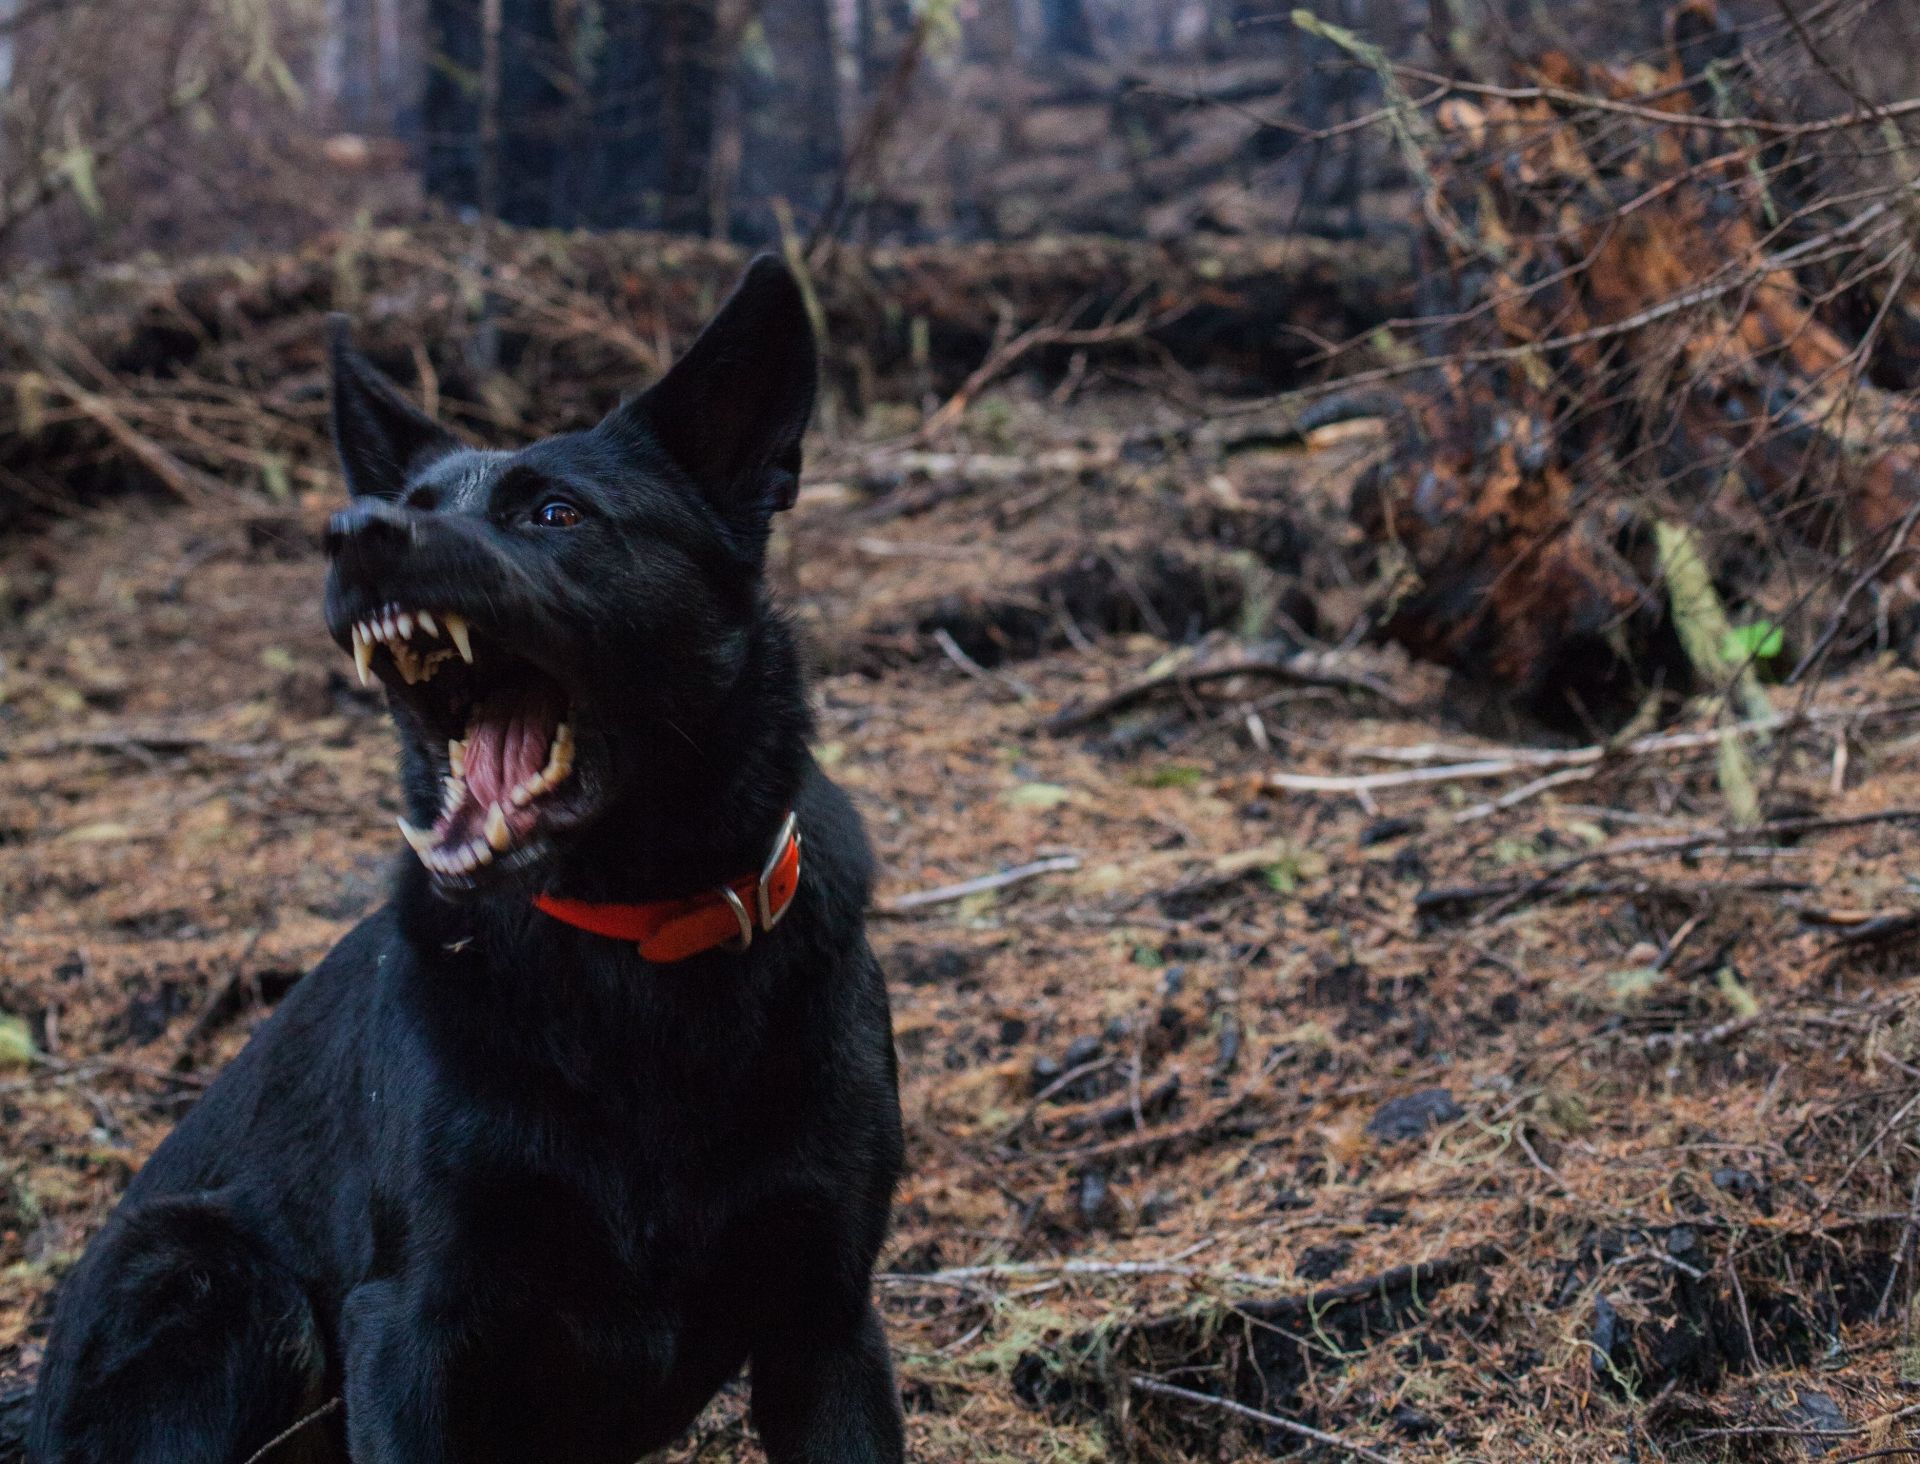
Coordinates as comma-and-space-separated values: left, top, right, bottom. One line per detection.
1136, 764, 1206, 789
1722, 619, 1784, 666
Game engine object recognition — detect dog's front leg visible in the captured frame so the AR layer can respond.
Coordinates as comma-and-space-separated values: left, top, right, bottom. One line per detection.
750, 1299, 904, 1463
340, 1278, 460, 1463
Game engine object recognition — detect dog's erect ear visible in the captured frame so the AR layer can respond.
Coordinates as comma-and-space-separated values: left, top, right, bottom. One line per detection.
328, 315, 460, 500
605, 254, 818, 522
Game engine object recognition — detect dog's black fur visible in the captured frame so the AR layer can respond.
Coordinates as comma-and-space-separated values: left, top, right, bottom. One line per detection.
27, 257, 906, 1464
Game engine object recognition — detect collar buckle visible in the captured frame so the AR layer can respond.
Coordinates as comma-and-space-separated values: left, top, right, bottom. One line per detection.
755, 810, 801, 932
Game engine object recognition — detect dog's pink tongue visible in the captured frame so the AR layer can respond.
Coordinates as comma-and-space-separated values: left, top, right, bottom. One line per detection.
465, 696, 553, 812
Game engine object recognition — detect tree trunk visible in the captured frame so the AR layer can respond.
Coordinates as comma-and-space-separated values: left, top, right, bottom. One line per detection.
583, 0, 719, 230
967, 0, 1017, 64
425, 0, 719, 231
422, 0, 567, 224
322, 0, 378, 129
735, 0, 840, 236
857, 0, 916, 91
1038, 0, 1096, 57
476, 0, 501, 220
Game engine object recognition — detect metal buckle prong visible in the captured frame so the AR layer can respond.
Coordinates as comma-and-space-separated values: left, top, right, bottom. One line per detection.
757, 811, 800, 930
717, 886, 754, 952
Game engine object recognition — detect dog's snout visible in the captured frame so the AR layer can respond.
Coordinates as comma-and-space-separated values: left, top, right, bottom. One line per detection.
325, 498, 419, 560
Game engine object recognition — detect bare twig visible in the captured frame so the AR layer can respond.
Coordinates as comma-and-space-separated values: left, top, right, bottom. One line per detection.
1128, 1375, 1403, 1464
880, 1251, 1287, 1291
876, 855, 1082, 914
238, 1397, 342, 1464
917, 306, 1185, 442
931, 627, 1036, 703
1265, 700, 1920, 796
1046, 647, 1412, 735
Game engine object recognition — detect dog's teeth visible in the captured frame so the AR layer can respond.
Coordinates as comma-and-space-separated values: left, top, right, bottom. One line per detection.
543, 723, 574, 785
445, 614, 473, 664
448, 739, 466, 777
417, 610, 438, 637
353, 630, 374, 687
397, 818, 435, 859
442, 776, 465, 816
510, 781, 532, 808
397, 612, 414, 640
469, 837, 494, 867
484, 803, 511, 851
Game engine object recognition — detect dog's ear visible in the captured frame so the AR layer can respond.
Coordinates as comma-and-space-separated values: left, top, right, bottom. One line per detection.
605, 254, 818, 524
328, 315, 460, 500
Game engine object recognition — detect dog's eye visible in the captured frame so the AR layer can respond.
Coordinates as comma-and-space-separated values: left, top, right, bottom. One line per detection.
534, 500, 582, 528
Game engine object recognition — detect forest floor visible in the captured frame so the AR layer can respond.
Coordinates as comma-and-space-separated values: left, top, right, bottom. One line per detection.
6, 390, 1920, 1462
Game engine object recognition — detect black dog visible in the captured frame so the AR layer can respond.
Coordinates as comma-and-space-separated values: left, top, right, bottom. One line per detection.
28, 257, 906, 1464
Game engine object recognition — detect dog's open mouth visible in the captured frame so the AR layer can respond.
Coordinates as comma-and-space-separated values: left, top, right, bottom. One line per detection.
347, 603, 580, 879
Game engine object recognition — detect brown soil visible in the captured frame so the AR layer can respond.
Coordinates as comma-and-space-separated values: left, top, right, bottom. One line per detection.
5, 392, 1920, 1462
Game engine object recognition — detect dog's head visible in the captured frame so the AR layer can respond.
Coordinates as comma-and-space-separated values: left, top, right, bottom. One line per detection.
322, 256, 816, 895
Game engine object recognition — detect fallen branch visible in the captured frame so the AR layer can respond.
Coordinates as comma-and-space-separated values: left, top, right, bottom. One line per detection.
917, 304, 1184, 442
1264, 698, 1920, 796
880, 1252, 1289, 1291
1046, 647, 1412, 735
6, 728, 275, 762
932, 626, 1035, 703
1022, 1092, 1249, 1165
1128, 1375, 1403, 1464
876, 854, 1082, 914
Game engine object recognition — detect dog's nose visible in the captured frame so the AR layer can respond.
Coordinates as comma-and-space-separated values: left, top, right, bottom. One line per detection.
325, 498, 418, 559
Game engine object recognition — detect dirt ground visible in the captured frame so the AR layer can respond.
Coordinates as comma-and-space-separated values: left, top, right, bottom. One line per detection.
6, 392, 1920, 1462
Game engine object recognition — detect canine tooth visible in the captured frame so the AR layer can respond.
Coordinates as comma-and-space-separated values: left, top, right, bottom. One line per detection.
397, 612, 414, 640
510, 781, 532, 808
353, 630, 374, 687
448, 739, 466, 777
543, 723, 574, 784
445, 614, 473, 664
484, 803, 510, 851
417, 610, 438, 636
397, 818, 434, 857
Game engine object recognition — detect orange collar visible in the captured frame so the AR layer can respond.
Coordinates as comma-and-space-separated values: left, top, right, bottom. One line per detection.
533, 813, 802, 963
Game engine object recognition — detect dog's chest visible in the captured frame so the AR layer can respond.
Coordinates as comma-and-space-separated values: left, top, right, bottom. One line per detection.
418, 1075, 825, 1321
383, 1127, 815, 1452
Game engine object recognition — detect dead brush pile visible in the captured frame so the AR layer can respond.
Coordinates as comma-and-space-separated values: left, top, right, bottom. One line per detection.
1348, 0, 1920, 725
0, 223, 1399, 538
